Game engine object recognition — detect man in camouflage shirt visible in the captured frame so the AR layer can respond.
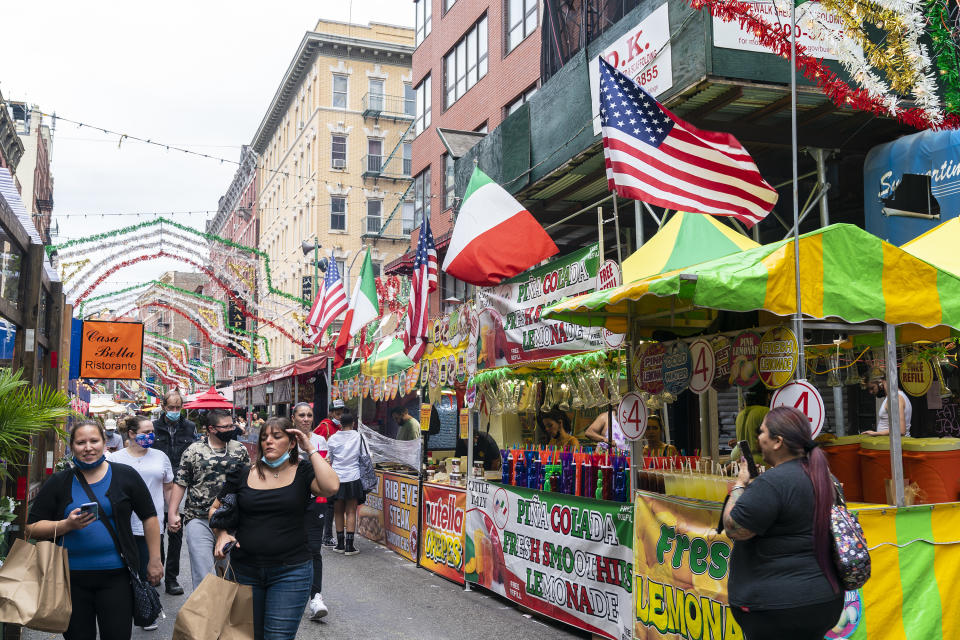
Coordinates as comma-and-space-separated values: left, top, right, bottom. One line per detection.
167, 409, 249, 590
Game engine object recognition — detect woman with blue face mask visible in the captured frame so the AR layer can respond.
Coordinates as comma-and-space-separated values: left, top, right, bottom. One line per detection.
26, 420, 163, 640
109, 416, 174, 629
210, 417, 339, 640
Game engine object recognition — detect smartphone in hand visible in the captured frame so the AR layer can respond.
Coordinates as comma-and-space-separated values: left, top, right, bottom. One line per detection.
79, 502, 99, 520
738, 440, 760, 478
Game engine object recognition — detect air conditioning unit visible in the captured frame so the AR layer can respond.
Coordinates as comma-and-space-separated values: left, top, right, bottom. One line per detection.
333, 159, 346, 169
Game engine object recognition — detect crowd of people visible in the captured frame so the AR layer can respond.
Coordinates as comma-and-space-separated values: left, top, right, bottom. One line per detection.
27, 391, 374, 640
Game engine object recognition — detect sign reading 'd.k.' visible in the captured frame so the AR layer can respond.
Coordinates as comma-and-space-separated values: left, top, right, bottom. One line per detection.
79, 320, 144, 380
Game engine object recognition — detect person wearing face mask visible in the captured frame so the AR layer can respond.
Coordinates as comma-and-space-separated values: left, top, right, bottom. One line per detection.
314, 399, 344, 548
861, 370, 912, 437
211, 418, 339, 640
152, 390, 197, 595
103, 416, 124, 453
167, 409, 249, 590
291, 402, 330, 621
27, 420, 163, 640
108, 416, 174, 631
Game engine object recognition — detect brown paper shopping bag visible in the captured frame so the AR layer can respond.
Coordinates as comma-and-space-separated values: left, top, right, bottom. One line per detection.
173, 571, 254, 640
0, 537, 72, 632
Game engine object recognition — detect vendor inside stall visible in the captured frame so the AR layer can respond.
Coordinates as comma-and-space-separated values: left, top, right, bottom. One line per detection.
455, 425, 502, 470
583, 412, 628, 452
643, 415, 678, 457
861, 370, 912, 437
537, 409, 579, 449
391, 406, 420, 441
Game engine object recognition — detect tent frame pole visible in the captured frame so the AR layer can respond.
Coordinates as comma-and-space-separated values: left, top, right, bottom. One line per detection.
885, 324, 906, 506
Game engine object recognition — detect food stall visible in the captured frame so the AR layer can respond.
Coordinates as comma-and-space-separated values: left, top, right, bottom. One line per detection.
544, 222, 960, 639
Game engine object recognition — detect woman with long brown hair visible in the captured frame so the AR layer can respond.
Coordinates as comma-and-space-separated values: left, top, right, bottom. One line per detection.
722, 406, 843, 639
211, 417, 339, 640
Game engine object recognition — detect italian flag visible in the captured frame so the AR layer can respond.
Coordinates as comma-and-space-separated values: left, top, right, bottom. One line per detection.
442, 167, 558, 286
334, 249, 379, 369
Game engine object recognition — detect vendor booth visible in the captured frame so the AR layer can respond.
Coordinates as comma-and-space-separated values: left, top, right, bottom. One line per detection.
543, 222, 960, 639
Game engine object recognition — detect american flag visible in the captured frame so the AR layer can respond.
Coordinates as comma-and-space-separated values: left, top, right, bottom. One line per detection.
403, 215, 438, 361
598, 57, 777, 227
306, 252, 348, 345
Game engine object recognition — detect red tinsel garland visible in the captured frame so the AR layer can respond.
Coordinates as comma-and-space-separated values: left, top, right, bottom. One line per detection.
691, 0, 960, 130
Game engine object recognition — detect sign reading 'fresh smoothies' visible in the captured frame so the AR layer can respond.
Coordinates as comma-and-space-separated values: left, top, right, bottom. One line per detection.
79, 320, 144, 380
466, 480, 634, 640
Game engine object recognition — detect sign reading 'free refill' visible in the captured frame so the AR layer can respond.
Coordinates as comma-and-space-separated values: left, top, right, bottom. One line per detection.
79, 320, 144, 380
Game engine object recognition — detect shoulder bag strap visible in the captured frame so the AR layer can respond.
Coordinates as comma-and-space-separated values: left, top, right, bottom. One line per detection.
73, 466, 131, 568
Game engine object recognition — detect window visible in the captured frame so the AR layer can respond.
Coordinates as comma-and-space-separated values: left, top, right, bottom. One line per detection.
368, 78, 384, 111
331, 135, 347, 168
404, 83, 416, 116
415, 0, 432, 45
371, 261, 382, 278
402, 200, 415, 234
402, 142, 412, 176
366, 200, 383, 234
475, 122, 488, 134
333, 75, 348, 108
367, 139, 383, 173
331, 196, 346, 231
505, 84, 537, 116
441, 272, 468, 307
506, 0, 538, 53
444, 0, 457, 12
413, 167, 432, 229
443, 154, 456, 210
444, 16, 487, 108
415, 74, 432, 135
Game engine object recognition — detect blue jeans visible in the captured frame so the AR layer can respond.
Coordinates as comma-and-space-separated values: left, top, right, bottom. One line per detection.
230, 559, 313, 640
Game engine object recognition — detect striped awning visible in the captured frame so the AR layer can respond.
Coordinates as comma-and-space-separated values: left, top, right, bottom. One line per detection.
544, 223, 960, 333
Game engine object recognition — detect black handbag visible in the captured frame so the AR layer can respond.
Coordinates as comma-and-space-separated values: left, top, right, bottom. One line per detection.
209, 493, 240, 531
73, 468, 163, 627
358, 435, 377, 494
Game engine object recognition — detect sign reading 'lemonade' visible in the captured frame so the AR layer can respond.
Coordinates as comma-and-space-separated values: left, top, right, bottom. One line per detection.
79, 320, 144, 380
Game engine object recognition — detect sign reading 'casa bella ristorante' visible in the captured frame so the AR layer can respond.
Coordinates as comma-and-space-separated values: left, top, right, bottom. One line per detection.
79, 320, 144, 380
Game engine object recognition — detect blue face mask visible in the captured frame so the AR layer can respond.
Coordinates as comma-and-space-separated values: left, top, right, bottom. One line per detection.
165, 411, 181, 422
73, 454, 106, 470
135, 433, 156, 448
261, 452, 290, 468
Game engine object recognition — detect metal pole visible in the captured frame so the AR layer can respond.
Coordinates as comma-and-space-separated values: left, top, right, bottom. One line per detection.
597, 207, 605, 260
885, 324, 905, 506
813, 148, 830, 227
790, 2, 805, 380
833, 386, 845, 436
634, 201, 645, 249
313, 242, 320, 355
612, 197, 623, 267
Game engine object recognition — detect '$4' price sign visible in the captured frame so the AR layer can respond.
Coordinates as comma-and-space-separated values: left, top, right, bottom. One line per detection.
617, 392, 649, 441
687, 338, 715, 395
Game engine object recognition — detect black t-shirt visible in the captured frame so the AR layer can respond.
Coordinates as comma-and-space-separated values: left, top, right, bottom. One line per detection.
728, 458, 838, 609
454, 432, 501, 470
220, 461, 315, 568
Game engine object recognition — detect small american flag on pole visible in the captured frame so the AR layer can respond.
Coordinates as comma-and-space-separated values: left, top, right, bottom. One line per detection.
598, 57, 777, 227
403, 214, 438, 362
306, 252, 348, 345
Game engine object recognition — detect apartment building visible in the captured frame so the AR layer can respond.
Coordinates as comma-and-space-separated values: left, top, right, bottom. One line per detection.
387, 0, 541, 310
9, 102, 54, 243
252, 19, 415, 367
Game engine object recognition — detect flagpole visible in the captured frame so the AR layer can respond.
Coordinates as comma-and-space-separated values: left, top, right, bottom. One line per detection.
790, 1, 805, 379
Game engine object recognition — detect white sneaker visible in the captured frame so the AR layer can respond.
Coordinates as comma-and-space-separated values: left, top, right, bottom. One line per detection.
142, 623, 159, 631
307, 593, 329, 621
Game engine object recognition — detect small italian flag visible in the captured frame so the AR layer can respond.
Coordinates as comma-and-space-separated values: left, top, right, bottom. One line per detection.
442, 167, 558, 286
334, 249, 379, 369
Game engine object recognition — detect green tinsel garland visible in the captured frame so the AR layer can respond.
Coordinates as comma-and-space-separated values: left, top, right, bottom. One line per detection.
926, 0, 960, 113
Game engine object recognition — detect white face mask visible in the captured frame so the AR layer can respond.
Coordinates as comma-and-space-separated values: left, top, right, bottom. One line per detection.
332, 418, 341, 426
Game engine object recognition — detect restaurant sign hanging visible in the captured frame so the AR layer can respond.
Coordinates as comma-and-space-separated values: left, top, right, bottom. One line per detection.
78, 320, 144, 380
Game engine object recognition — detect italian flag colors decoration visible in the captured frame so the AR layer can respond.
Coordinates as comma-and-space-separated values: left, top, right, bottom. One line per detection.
442, 167, 558, 286
334, 249, 379, 368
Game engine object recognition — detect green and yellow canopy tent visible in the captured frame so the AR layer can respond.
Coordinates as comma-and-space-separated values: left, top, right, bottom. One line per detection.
545, 223, 960, 335
622, 210, 759, 282
334, 337, 414, 381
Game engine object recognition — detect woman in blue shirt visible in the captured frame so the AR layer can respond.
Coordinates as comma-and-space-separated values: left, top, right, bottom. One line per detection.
27, 420, 162, 640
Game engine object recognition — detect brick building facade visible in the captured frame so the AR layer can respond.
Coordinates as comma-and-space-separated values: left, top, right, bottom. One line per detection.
389, 0, 541, 312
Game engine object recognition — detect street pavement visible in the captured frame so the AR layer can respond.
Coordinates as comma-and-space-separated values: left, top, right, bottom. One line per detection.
24, 536, 588, 640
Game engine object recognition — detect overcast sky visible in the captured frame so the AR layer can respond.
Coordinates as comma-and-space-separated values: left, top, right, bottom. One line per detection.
0, 0, 414, 295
